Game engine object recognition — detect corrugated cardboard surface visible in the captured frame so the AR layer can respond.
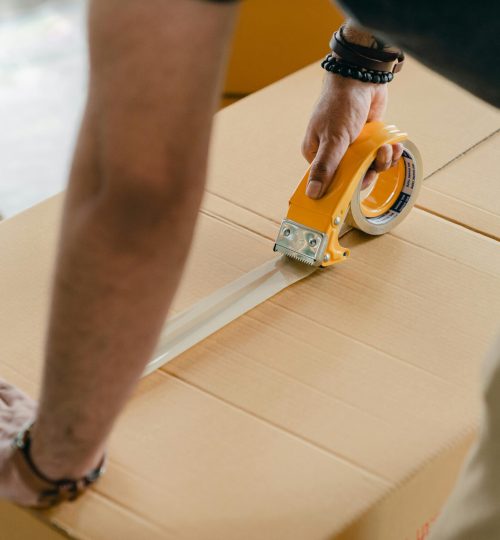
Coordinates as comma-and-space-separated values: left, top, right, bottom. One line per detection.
1, 57, 499, 539
418, 131, 500, 240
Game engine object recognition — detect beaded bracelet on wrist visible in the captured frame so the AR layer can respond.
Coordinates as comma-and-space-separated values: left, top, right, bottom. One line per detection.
321, 54, 394, 84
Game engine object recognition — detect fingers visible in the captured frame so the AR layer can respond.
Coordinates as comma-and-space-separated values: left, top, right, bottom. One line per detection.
391, 142, 404, 167
372, 143, 404, 173
306, 134, 350, 199
0, 380, 37, 469
0, 379, 36, 409
361, 169, 378, 190
0, 399, 37, 441
361, 142, 404, 190
0, 386, 26, 408
0, 380, 15, 408
301, 133, 319, 164
373, 144, 393, 172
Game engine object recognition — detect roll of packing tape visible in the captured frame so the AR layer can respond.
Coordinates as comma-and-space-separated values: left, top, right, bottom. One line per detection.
347, 139, 423, 235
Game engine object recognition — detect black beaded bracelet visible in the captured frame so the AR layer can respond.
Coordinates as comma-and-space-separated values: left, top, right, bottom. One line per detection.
321, 54, 394, 84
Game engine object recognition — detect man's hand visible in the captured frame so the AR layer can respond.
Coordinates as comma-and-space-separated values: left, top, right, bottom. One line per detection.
302, 71, 403, 199
302, 17, 406, 200
0, 380, 38, 507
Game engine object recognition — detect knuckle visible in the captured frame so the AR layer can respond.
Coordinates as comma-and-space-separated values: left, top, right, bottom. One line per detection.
301, 142, 314, 160
378, 144, 392, 159
394, 146, 404, 160
301, 135, 318, 159
310, 160, 329, 179
323, 131, 349, 148
375, 145, 392, 170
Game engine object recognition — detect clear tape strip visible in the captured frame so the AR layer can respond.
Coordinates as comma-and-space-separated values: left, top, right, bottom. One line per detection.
143, 256, 315, 377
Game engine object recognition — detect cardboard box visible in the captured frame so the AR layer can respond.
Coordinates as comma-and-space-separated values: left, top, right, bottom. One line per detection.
1, 58, 499, 539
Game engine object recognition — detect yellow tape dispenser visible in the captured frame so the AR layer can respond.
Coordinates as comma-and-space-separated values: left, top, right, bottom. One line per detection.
274, 121, 423, 267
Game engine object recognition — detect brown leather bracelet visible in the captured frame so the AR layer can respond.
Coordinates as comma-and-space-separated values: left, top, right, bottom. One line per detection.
337, 25, 402, 62
330, 27, 405, 74
11, 423, 106, 509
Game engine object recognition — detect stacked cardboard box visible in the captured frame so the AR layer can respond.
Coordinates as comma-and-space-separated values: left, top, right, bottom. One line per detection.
0, 58, 499, 539
224, 0, 343, 98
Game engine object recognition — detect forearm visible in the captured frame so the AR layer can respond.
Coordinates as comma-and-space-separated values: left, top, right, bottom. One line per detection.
30, 0, 238, 479
32, 115, 203, 478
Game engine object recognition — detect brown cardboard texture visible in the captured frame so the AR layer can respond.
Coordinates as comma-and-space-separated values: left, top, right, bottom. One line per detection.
1, 58, 499, 539
418, 131, 500, 240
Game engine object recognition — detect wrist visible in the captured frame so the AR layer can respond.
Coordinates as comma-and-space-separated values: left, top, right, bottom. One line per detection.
323, 23, 404, 83
30, 421, 105, 480
342, 20, 399, 53
323, 66, 369, 90
11, 423, 106, 508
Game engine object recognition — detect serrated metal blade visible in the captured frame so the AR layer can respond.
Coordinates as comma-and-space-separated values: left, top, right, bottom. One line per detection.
273, 219, 327, 266
273, 244, 317, 266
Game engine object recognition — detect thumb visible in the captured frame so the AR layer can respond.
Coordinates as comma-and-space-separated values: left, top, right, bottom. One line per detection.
306, 134, 350, 199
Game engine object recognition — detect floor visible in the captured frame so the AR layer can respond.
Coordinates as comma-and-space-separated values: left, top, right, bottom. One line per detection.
0, 0, 87, 219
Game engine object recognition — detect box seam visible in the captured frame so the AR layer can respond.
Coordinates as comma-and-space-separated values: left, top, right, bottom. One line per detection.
156, 369, 393, 487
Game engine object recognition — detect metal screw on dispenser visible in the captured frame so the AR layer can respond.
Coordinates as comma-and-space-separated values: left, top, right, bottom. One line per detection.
334, 216, 341, 226
283, 228, 291, 237
309, 238, 317, 247
323, 253, 330, 263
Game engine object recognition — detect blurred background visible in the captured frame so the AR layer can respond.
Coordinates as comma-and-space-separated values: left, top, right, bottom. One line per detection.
0, 0, 343, 219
